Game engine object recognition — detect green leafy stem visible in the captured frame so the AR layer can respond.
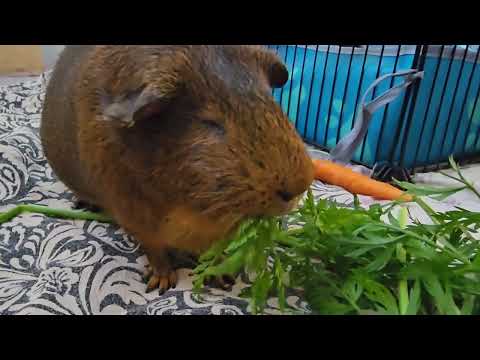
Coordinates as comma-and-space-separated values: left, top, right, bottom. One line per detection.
0, 204, 114, 224
192, 156, 480, 315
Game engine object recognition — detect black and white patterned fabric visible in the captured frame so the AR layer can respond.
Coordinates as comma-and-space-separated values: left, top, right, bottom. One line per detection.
1, 73, 479, 315
0, 73, 311, 315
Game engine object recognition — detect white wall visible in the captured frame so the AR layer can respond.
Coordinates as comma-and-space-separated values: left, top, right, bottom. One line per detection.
41, 45, 65, 69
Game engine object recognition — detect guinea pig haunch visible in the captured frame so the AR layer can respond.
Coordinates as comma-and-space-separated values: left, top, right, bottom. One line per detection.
40, 45, 314, 294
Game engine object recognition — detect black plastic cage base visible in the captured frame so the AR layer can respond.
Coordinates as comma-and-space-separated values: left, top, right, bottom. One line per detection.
371, 161, 413, 184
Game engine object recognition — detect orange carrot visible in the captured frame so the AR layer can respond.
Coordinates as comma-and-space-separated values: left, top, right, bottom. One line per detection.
312, 159, 412, 202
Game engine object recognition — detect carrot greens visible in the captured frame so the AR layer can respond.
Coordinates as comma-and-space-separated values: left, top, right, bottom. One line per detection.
194, 157, 480, 315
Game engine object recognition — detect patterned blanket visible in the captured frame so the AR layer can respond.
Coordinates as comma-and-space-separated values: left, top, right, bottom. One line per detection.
1, 73, 479, 315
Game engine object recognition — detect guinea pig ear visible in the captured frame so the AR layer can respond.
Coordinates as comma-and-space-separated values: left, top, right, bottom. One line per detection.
101, 85, 177, 127
240, 45, 289, 88
267, 61, 289, 89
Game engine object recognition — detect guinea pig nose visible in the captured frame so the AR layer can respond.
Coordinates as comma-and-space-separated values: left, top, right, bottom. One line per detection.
276, 190, 294, 202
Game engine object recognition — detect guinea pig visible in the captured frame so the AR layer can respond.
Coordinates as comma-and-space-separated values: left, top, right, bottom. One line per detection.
40, 45, 314, 293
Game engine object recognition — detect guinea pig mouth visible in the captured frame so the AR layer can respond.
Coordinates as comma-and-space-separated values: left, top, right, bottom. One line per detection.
255, 194, 303, 218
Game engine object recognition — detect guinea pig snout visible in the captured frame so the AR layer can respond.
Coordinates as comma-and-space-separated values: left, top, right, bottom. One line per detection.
262, 169, 313, 216
276, 190, 295, 202
276, 177, 311, 202
279, 154, 314, 199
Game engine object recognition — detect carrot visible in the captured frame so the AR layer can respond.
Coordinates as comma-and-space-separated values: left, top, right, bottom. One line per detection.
312, 159, 412, 202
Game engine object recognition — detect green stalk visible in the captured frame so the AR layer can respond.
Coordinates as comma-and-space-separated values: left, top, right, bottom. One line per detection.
380, 223, 470, 264
276, 234, 301, 248
439, 170, 480, 200
412, 197, 472, 264
397, 208, 409, 315
316, 273, 362, 314
0, 204, 114, 224
440, 156, 480, 200
414, 197, 441, 225
398, 279, 409, 315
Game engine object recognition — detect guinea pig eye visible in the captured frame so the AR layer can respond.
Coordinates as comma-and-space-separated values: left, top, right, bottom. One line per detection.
200, 119, 226, 137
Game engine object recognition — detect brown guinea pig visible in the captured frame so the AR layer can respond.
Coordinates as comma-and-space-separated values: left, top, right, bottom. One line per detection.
40, 45, 314, 293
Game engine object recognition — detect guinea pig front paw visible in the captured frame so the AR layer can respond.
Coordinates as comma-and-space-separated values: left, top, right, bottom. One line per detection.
143, 264, 177, 295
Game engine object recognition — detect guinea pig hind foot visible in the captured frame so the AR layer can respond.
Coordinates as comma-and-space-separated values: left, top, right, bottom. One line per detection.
143, 265, 178, 295
143, 251, 178, 294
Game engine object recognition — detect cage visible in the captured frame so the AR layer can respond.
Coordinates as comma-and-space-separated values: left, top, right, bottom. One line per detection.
266, 45, 480, 175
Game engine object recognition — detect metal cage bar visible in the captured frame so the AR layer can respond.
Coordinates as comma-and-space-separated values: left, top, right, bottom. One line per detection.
360, 45, 386, 163
374, 45, 402, 162
424, 45, 458, 171
303, 45, 320, 139
388, 45, 423, 166
398, 45, 428, 170
267, 44, 480, 172
453, 47, 480, 158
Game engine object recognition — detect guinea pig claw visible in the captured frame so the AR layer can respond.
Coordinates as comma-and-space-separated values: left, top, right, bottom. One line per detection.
158, 277, 170, 294
145, 269, 178, 294
169, 272, 177, 289
146, 275, 160, 293
143, 265, 153, 281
